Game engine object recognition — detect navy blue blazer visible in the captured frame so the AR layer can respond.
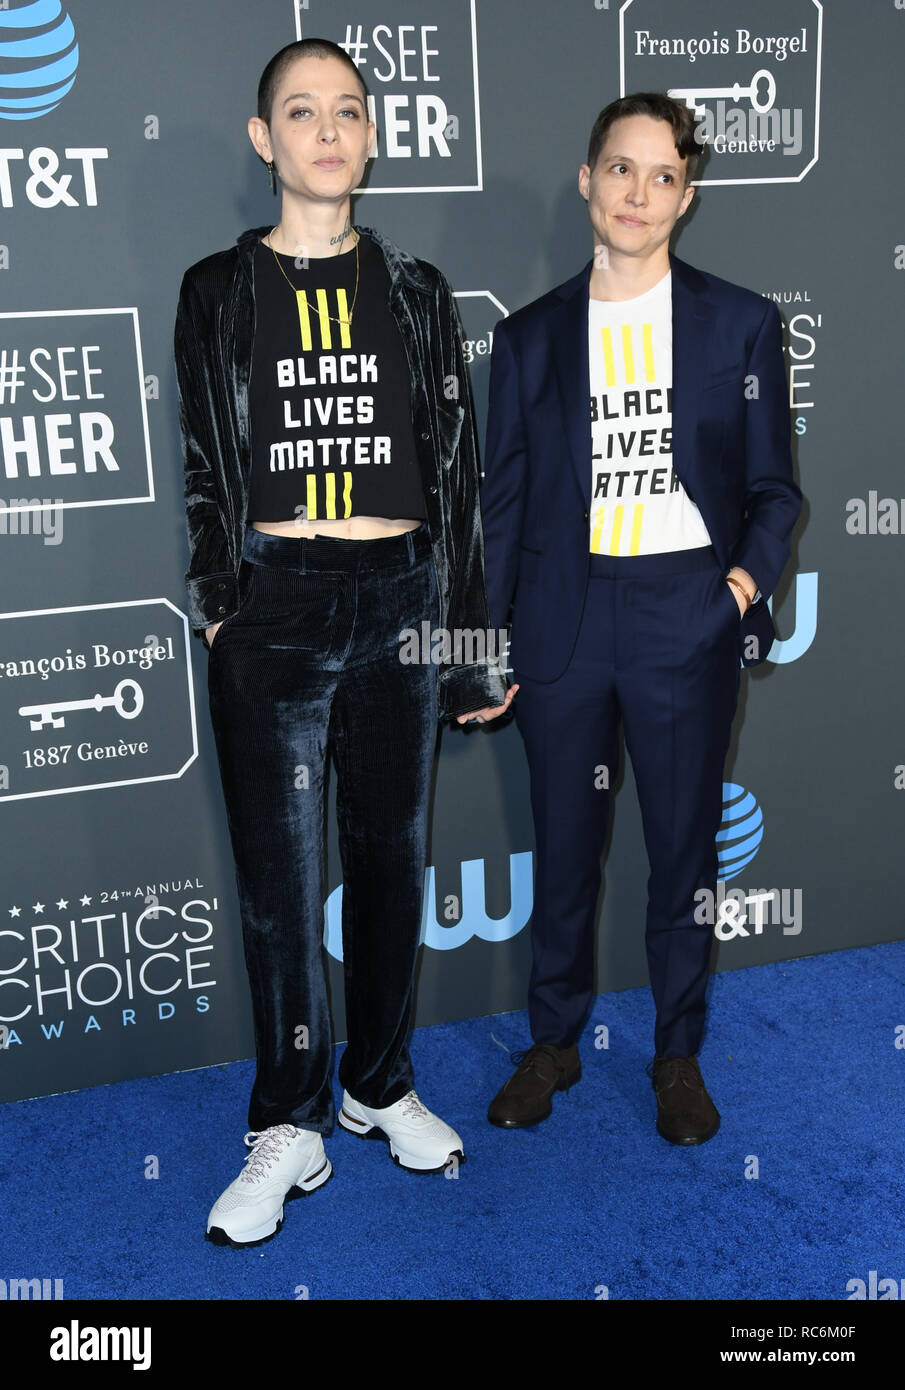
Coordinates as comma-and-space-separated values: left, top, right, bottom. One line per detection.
481, 251, 802, 682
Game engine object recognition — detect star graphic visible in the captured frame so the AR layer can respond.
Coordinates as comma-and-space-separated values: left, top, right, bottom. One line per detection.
8, 906, 21, 918
32, 902, 45, 914
56, 898, 69, 910
80, 894, 91, 906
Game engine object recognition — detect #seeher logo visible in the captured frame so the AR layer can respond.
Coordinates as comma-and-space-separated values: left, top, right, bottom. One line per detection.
717, 782, 764, 880
0, 0, 79, 121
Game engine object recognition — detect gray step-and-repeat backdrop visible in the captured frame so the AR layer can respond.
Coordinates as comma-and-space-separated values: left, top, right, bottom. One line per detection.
1, 1, 901, 1105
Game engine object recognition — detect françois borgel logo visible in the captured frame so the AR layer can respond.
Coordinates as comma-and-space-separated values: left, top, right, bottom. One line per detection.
0, 310, 153, 516
620, 0, 822, 185
295, 0, 482, 192
0, 600, 198, 801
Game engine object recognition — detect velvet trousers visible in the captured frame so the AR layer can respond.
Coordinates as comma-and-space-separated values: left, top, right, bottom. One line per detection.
512, 544, 741, 1060
207, 522, 440, 1135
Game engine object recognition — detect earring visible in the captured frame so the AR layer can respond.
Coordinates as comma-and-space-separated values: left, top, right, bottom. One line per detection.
267, 161, 276, 195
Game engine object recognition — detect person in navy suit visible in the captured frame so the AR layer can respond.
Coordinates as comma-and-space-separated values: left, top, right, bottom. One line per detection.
478, 93, 802, 1143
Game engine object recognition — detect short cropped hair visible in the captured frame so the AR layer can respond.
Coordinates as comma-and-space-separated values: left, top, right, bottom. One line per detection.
257, 39, 368, 127
587, 92, 702, 185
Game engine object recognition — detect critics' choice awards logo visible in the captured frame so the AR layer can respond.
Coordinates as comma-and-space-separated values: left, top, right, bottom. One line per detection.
295, 0, 481, 192
758, 286, 820, 664
0, 600, 198, 801
0, 310, 153, 513
765, 286, 823, 437
0, 884, 219, 1045
1, 2, 106, 209
0, 0, 78, 120
620, 0, 822, 185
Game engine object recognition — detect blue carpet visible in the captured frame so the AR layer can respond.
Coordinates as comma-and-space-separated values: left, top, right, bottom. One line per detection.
2, 942, 904, 1301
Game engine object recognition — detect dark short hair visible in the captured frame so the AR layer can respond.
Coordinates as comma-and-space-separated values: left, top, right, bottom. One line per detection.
587, 92, 702, 185
257, 38, 368, 127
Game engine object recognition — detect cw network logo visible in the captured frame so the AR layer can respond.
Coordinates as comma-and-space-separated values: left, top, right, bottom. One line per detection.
767, 571, 817, 664
0, 1, 79, 121
324, 853, 532, 960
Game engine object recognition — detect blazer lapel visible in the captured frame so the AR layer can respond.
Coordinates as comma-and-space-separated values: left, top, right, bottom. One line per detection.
669, 252, 715, 506
551, 259, 594, 510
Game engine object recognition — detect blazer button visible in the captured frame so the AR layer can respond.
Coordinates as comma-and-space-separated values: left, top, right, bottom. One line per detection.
421, 431, 430, 441
217, 582, 225, 591
429, 486, 438, 495
217, 605, 226, 615
583, 510, 589, 520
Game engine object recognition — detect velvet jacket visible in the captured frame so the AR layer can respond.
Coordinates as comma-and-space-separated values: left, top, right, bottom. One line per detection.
173, 223, 508, 720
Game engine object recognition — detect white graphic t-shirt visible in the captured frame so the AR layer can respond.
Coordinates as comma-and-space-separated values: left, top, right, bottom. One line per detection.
588, 271, 711, 556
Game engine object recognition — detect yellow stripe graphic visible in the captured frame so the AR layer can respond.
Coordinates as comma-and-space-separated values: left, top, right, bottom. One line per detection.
629, 503, 643, 555
335, 288, 352, 348
621, 325, 635, 384
642, 324, 655, 382
590, 507, 606, 555
600, 327, 615, 387
306, 473, 317, 521
315, 289, 332, 349
342, 470, 353, 517
609, 504, 624, 555
325, 471, 336, 519
296, 291, 312, 350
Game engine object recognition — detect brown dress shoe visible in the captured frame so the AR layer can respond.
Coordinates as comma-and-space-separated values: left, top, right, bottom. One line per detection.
648, 1054, 720, 1145
487, 1043, 581, 1128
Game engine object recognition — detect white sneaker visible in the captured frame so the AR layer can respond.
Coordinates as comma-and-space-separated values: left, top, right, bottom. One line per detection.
338, 1089, 465, 1172
206, 1124, 332, 1248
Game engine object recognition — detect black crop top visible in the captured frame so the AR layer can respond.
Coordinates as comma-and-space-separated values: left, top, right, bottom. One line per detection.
247, 232, 427, 523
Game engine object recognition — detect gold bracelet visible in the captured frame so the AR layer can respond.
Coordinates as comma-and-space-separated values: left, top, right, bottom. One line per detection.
725, 574, 752, 612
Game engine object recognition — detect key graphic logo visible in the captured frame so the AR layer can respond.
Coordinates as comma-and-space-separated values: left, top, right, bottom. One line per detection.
18, 677, 143, 732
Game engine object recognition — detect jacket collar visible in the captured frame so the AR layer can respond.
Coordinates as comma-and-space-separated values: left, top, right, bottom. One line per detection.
554, 248, 710, 304
235, 222, 434, 294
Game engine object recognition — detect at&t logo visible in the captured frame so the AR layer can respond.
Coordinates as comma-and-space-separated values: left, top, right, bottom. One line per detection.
717, 782, 764, 879
0, 3, 106, 208
0, 1, 78, 120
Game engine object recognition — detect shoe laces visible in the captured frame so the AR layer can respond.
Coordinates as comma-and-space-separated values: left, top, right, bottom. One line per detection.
241, 1123, 300, 1183
510, 1044, 563, 1077
649, 1056, 702, 1093
397, 1091, 429, 1120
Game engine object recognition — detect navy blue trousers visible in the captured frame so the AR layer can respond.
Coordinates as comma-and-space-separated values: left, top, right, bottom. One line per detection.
207, 522, 440, 1134
512, 545, 741, 1059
